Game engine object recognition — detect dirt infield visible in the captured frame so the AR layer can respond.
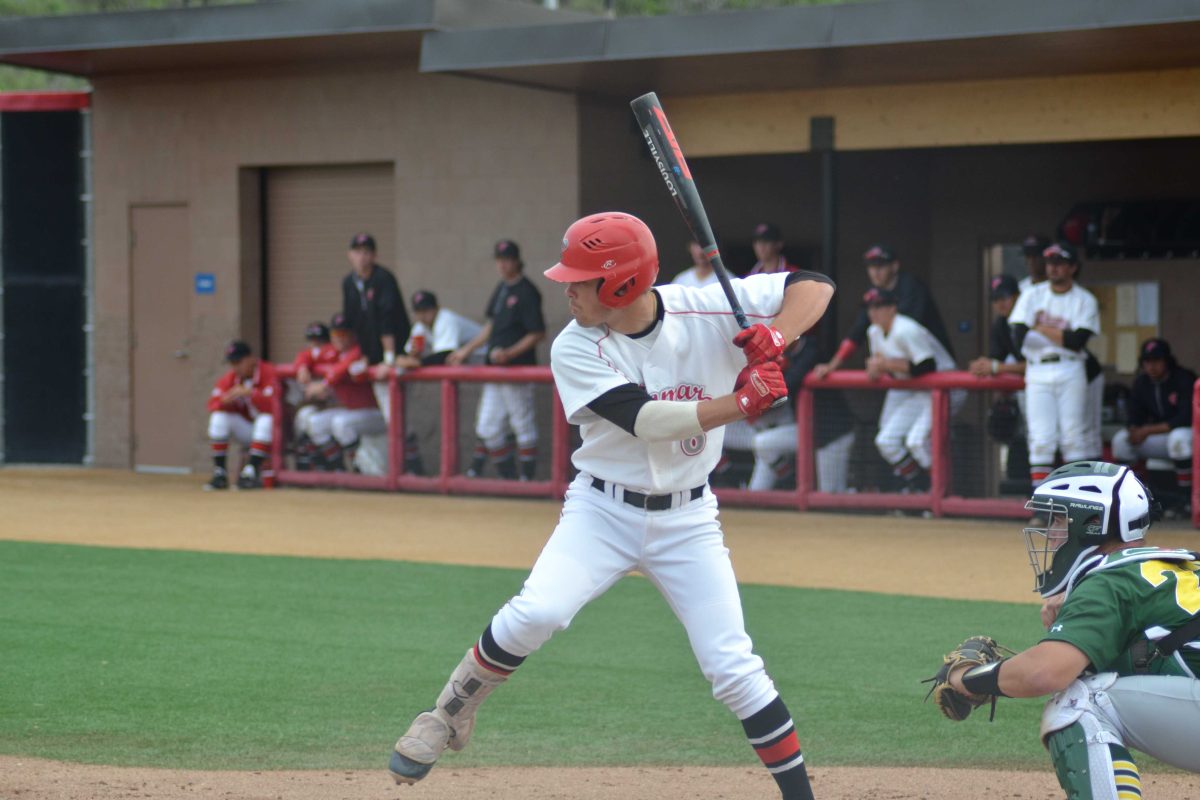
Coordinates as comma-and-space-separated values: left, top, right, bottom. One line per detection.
2, 468, 1198, 800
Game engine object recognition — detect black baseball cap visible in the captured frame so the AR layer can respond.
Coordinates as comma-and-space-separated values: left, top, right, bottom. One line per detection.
1139, 338, 1172, 363
224, 340, 252, 362
1043, 241, 1079, 263
989, 274, 1019, 301
752, 222, 782, 242
349, 232, 377, 250
494, 239, 521, 260
862, 287, 898, 307
411, 290, 438, 311
1021, 234, 1050, 256
863, 244, 896, 265
304, 321, 330, 342
330, 312, 353, 331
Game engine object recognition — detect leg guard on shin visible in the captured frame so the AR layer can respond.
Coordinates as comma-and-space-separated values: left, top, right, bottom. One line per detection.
390, 649, 508, 784
1042, 675, 1138, 800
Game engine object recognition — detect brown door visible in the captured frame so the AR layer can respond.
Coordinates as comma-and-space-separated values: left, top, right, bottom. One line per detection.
131, 205, 193, 471
265, 164, 394, 360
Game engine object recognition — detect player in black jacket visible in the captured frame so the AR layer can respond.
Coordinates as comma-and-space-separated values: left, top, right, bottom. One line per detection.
1110, 338, 1195, 516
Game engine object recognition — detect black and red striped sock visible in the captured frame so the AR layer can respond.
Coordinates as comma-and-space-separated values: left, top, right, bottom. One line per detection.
741, 696, 814, 800
1175, 458, 1192, 491
473, 624, 525, 676
210, 441, 228, 471
892, 454, 920, 482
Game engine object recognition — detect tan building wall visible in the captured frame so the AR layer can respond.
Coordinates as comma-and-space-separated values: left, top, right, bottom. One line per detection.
667, 68, 1200, 157
91, 60, 579, 469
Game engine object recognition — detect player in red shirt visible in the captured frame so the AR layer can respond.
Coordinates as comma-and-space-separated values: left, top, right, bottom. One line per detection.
291, 322, 340, 471
205, 340, 277, 490
303, 314, 386, 471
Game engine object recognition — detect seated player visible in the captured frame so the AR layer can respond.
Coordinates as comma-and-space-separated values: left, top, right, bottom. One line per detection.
204, 340, 277, 490
1110, 338, 1195, 518
929, 461, 1200, 797
304, 314, 385, 472
290, 321, 338, 471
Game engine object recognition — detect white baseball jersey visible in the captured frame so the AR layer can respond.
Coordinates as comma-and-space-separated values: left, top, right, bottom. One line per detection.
1008, 282, 1100, 363
552, 274, 790, 493
866, 314, 954, 375
404, 308, 482, 355
671, 266, 719, 289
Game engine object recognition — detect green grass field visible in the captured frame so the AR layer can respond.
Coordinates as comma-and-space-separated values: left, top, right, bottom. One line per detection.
0, 540, 1051, 771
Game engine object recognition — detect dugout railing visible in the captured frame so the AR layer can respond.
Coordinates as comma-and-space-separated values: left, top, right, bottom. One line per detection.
714, 371, 1028, 518
270, 364, 571, 499
268, 364, 1200, 528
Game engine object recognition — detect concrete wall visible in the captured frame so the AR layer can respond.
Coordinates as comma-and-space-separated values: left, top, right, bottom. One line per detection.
91, 60, 578, 469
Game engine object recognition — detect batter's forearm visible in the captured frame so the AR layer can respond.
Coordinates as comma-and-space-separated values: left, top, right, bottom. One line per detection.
698, 395, 746, 431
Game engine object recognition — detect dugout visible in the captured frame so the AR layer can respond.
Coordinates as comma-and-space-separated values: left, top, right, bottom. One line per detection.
1, 0, 1199, 477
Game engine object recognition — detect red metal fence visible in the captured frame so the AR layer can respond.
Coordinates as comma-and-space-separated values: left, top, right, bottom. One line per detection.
268, 363, 1200, 528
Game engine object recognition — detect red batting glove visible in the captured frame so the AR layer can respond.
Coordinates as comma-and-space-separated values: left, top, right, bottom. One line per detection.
734, 361, 787, 418
733, 324, 787, 366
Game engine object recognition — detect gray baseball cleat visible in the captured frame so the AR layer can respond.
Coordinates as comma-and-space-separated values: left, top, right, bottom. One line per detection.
390, 710, 451, 784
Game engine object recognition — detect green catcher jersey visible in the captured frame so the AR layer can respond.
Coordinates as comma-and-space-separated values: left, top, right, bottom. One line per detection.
1041, 547, 1200, 678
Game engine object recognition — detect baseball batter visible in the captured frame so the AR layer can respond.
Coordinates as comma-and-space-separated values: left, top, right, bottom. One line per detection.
932, 461, 1200, 797
389, 212, 835, 800
1008, 242, 1101, 490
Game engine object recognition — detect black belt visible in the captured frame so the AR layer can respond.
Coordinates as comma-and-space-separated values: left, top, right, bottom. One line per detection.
591, 477, 705, 511
1034, 355, 1061, 364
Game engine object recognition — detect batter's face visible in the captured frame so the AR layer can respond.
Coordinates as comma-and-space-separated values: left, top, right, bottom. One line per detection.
348, 247, 375, 278
866, 261, 899, 289
752, 239, 782, 264
563, 279, 609, 328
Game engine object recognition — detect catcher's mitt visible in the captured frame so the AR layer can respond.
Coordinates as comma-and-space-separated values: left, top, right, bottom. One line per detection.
922, 635, 1011, 722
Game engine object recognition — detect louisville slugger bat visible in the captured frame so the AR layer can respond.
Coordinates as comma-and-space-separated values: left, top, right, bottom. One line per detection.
631, 92, 787, 409
630, 91, 750, 330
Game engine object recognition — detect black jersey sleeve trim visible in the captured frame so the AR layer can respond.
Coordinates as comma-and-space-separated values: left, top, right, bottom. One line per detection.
587, 383, 653, 436
1062, 328, 1093, 352
1011, 323, 1029, 353
909, 358, 937, 377
785, 269, 836, 289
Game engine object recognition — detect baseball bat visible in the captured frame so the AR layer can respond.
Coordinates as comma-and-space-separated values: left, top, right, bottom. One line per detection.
632, 92, 787, 409
630, 91, 749, 330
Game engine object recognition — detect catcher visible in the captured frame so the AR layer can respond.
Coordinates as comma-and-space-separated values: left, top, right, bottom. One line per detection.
926, 461, 1200, 798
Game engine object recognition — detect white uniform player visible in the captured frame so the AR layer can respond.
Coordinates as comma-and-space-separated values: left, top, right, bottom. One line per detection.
389, 213, 835, 800
402, 292, 483, 363
1008, 242, 1101, 490
855, 288, 959, 489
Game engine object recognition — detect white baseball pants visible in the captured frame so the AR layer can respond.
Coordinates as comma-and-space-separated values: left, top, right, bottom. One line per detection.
1025, 360, 1091, 465
874, 389, 965, 469
1083, 372, 1104, 460
305, 407, 385, 446
476, 382, 537, 451
1111, 427, 1193, 462
489, 472, 778, 720
208, 411, 273, 446
747, 425, 855, 493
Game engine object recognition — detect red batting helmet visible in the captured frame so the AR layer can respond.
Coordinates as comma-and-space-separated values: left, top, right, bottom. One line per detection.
544, 212, 658, 308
